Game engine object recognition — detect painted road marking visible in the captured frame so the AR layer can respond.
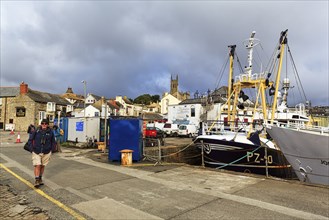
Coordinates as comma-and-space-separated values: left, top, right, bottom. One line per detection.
0, 163, 86, 220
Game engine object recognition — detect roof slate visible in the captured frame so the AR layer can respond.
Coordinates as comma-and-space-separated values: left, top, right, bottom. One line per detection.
0, 87, 20, 97
108, 100, 120, 109
27, 89, 70, 105
141, 112, 163, 120
89, 93, 102, 101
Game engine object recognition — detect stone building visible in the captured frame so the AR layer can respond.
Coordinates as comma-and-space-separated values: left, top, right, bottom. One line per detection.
0, 82, 71, 131
170, 75, 190, 101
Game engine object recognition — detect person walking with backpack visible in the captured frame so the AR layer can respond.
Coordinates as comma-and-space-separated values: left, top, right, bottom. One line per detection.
28, 119, 55, 187
52, 124, 62, 153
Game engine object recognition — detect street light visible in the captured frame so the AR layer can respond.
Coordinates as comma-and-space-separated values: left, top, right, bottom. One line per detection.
81, 80, 87, 139
81, 80, 87, 117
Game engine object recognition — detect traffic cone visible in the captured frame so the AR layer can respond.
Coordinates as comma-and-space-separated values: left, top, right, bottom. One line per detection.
10, 128, 15, 135
16, 132, 22, 143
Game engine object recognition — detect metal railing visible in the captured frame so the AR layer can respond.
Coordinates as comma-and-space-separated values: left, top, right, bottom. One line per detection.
274, 121, 329, 135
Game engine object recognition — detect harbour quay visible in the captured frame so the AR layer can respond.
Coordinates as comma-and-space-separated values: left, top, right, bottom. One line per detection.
1, 131, 329, 219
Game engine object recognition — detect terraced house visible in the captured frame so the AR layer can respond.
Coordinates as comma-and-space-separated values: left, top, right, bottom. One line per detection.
0, 82, 71, 131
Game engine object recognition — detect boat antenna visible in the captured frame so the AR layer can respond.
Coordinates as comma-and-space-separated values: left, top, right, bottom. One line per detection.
243, 31, 260, 78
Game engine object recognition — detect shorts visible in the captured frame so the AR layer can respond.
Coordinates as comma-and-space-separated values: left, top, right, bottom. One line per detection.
32, 152, 52, 166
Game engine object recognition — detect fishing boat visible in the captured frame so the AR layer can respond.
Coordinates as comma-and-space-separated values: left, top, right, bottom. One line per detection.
194, 30, 300, 178
266, 123, 329, 185
263, 39, 329, 184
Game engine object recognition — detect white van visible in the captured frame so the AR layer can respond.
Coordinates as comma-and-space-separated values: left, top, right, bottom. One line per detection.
178, 124, 198, 138
163, 123, 179, 137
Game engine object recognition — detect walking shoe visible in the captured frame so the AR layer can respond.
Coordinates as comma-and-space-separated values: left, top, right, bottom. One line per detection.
34, 178, 40, 188
39, 177, 44, 185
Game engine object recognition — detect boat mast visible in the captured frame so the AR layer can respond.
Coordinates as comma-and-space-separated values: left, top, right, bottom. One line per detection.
246, 31, 256, 78
271, 29, 288, 123
227, 45, 236, 124
231, 31, 271, 131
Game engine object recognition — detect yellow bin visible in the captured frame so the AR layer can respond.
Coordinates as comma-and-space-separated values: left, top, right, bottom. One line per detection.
96, 142, 105, 151
120, 149, 134, 166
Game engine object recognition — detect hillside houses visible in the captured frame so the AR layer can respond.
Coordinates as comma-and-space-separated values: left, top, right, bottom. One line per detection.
0, 82, 71, 131
0, 82, 165, 131
0, 75, 276, 132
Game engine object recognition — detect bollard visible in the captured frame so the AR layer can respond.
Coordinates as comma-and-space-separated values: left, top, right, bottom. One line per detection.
120, 149, 134, 166
96, 142, 105, 151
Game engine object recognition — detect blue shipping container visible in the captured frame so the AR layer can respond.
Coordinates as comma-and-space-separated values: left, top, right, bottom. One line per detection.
109, 118, 143, 161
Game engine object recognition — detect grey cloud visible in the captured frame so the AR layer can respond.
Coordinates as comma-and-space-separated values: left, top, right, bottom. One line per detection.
1, 1, 328, 105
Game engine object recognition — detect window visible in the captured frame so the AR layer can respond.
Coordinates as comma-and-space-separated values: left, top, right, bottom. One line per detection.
191, 106, 195, 117
95, 112, 99, 117
67, 105, 73, 112
60, 106, 66, 113
47, 102, 56, 112
39, 111, 46, 123
9, 119, 14, 123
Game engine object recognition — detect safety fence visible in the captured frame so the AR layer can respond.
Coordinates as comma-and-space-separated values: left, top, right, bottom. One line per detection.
142, 137, 201, 165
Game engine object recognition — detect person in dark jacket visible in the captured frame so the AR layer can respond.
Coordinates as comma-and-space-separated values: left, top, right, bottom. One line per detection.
28, 119, 55, 187
27, 124, 36, 134
52, 125, 62, 153
27, 124, 36, 140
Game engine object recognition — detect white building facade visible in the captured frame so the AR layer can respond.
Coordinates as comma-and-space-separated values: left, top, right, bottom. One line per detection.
161, 93, 181, 114
167, 102, 203, 126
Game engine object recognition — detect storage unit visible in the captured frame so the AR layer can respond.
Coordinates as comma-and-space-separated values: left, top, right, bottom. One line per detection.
67, 117, 100, 142
109, 118, 143, 161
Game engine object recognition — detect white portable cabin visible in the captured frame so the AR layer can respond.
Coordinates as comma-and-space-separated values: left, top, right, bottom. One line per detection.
67, 117, 100, 142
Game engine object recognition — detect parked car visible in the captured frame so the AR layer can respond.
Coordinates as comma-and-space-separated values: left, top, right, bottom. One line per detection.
145, 127, 165, 139
162, 123, 179, 137
178, 124, 198, 138
145, 127, 165, 146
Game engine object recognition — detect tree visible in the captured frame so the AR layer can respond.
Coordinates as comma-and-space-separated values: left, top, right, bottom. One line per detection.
151, 95, 160, 103
134, 94, 160, 105
134, 94, 152, 105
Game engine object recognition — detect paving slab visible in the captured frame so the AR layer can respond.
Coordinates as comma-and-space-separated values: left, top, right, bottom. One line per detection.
73, 197, 162, 220
79, 178, 217, 219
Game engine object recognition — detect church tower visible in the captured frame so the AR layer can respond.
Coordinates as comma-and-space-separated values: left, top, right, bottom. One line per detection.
170, 74, 178, 96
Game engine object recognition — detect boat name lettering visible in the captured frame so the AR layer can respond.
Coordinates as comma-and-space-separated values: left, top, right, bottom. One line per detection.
321, 160, 329, 166
246, 152, 273, 164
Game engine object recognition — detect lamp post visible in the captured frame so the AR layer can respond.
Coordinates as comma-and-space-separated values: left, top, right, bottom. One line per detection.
81, 80, 87, 116
81, 80, 87, 139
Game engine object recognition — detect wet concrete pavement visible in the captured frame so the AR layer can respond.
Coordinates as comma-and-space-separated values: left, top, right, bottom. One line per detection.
1, 131, 328, 219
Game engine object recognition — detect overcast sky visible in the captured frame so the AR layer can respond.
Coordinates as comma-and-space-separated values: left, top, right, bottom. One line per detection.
1, 1, 328, 106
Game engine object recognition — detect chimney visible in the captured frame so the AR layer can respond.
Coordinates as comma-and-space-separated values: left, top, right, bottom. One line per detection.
20, 82, 28, 95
